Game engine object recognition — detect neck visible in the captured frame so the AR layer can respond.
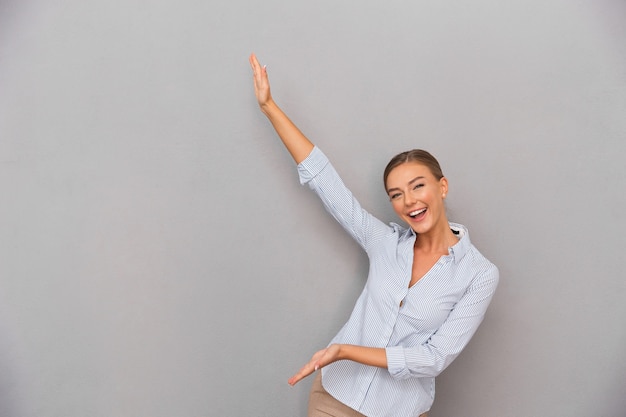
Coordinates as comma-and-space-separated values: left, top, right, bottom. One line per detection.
414, 220, 458, 254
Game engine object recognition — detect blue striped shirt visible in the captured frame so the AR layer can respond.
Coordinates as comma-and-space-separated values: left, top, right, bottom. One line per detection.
297, 147, 499, 417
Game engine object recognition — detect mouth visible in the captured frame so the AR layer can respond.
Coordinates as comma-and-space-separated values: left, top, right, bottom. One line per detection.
408, 208, 427, 220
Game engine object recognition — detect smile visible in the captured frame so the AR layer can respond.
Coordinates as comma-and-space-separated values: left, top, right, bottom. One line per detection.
409, 208, 427, 218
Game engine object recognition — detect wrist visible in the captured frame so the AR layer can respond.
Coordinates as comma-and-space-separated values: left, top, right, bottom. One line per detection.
336, 344, 349, 361
259, 98, 278, 115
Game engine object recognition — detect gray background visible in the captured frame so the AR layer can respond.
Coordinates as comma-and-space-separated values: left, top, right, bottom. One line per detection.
1, 0, 625, 416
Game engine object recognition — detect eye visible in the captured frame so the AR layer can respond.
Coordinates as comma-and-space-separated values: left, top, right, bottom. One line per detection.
413, 183, 424, 190
389, 192, 401, 200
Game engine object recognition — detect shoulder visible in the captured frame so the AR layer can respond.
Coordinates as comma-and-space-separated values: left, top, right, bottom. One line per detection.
464, 245, 499, 291
469, 246, 498, 273
451, 222, 499, 283
388, 221, 413, 241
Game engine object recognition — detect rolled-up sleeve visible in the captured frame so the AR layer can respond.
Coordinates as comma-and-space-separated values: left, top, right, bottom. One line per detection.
297, 146, 329, 184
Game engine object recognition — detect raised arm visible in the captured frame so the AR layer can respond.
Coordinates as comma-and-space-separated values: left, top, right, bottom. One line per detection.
249, 53, 314, 164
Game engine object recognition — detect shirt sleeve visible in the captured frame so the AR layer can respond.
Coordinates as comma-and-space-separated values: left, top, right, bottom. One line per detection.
386, 263, 499, 379
297, 146, 391, 251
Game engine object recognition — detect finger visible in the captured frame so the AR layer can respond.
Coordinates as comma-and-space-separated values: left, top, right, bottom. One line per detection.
249, 54, 262, 79
249, 53, 259, 70
288, 362, 317, 386
288, 369, 312, 386
251, 55, 266, 79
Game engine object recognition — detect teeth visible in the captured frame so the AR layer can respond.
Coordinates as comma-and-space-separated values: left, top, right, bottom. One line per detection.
409, 208, 427, 217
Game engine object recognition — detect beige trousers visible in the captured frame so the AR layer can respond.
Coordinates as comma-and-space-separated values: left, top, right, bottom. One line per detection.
307, 372, 427, 417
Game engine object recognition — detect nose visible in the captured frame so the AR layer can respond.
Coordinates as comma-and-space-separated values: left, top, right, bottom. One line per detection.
404, 191, 417, 206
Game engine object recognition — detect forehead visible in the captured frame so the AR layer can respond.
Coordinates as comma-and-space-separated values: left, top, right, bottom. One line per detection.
386, 162, 434, 186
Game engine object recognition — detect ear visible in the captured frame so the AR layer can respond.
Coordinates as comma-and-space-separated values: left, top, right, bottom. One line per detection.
439, 177, 449, 199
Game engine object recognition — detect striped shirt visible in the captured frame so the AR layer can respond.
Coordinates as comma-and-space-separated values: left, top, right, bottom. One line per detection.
297, 147, 499, 417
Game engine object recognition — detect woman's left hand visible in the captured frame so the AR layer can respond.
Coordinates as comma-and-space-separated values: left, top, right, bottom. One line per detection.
288, 344, 342, 386
249, 53, 272, 110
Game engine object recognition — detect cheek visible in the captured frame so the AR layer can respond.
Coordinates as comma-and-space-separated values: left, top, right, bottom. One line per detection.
390, 200, 404, 214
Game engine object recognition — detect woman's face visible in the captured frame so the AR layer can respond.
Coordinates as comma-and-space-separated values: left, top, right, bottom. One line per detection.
385, 162, 448, 235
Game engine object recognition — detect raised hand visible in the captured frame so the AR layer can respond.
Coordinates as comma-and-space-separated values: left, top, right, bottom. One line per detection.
249, 53, 272, 109
248, 53, 314, 163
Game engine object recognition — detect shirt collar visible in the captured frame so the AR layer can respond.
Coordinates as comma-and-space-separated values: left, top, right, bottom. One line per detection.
448, 222, 471, 264
405, 222, 471, 264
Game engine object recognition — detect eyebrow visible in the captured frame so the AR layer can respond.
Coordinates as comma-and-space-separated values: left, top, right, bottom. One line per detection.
386, 175, 425, 194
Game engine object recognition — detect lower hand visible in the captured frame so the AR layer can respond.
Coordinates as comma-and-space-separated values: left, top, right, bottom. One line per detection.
288, 344, 342, 386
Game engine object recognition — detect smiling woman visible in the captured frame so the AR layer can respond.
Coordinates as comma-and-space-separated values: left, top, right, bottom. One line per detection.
385, 161, 452, 243
249, 53, 499, 417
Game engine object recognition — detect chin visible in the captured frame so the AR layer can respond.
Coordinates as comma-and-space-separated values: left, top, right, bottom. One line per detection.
409, 222, 432, 235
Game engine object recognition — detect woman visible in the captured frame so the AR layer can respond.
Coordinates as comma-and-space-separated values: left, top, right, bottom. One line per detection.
249, 53, 499, 417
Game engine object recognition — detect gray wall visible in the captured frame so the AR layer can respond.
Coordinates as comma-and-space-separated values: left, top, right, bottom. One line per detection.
1, 0, 625, 416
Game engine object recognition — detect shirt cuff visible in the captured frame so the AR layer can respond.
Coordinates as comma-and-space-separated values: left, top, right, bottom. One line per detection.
386, 346, 410, 379
297, 146, 329, 185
